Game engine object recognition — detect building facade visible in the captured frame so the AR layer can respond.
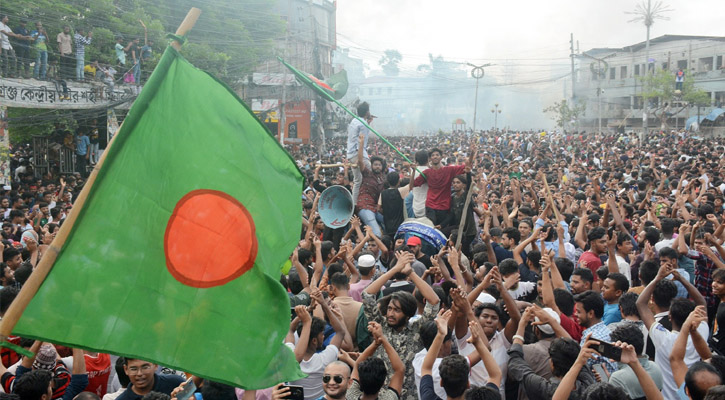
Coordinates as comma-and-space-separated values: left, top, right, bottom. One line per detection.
242, 0, 337, 144
574, 35, 725, 133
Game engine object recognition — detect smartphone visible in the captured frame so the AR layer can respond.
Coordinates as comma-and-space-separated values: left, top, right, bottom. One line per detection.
591, 341, 622, 361
280, 385, 304, 400
592, 363, 610, 382
176, 378, 197, 400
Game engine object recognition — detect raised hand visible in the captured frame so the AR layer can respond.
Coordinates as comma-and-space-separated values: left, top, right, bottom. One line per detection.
295, 305, 311, 324
368, 321, 384, 343
435, 309, 453, 335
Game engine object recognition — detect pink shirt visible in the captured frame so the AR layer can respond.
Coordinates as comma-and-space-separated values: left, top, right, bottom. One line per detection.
349, 279, 372, 302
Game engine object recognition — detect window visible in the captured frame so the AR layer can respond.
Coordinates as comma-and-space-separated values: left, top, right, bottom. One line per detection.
376, 87, 382, 95
610, 68, 616, 79
677, 60, 688, 70
387, 87, 392, 95
620, 66, 627, 78
634, 64, 640, 76
699, 57, 713, 71
662, 62, 668, 70
718, 56, 723, 69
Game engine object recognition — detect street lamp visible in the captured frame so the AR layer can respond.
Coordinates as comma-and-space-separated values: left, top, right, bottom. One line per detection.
627, 0, 672, 142
491, 103, 501, 130
467, 63, 492, 133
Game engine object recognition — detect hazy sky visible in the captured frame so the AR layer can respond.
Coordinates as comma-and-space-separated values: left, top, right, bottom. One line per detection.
337, 0, 723, 78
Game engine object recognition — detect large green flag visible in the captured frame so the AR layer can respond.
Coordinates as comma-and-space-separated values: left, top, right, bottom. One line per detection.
13, 46, 305, 389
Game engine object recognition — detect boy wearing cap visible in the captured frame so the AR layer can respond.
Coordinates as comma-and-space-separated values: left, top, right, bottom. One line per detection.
349, 253, 377, 302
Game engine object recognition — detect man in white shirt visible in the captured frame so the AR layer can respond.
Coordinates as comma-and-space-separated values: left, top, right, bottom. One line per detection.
346, 102, 372, 205
409, 150, 429, 219
1, 15, 26, 77
636, 261, 709, 400
412, 320, 450, 400
285, 295, 348, 400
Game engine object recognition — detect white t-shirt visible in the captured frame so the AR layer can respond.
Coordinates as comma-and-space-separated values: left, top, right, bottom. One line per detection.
614, 254, 632, 284
412, 184, 428, 218
508, 281, 535, 300
649, 321, 709, 400
0, 23, 13, 50
654, 239, 676, 252
412, 349, 446, 400
285, 343, 339, 400
457, 329, 509, 399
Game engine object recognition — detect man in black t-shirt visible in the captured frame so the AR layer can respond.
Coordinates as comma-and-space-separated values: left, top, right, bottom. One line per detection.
117, 359, 184, 400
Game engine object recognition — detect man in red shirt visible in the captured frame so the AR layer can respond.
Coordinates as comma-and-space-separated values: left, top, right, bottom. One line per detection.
413, 146, 475, 229
578, 226, 607, 281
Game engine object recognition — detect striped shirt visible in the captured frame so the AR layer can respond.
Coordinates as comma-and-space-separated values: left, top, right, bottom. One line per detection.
74, 33, 91, 58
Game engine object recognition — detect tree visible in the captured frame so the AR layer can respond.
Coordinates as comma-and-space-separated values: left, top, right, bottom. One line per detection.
543, 100, 586, 131
2, 0, 283, 86
640, 68, 709, 129
379, 49, 402, 76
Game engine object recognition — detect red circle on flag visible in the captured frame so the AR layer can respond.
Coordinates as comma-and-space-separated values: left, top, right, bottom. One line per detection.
164, 189, 258, 288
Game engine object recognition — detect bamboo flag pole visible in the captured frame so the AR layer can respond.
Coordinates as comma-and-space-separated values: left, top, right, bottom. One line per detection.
541, 174, 563, 223
0, 7, 202, 342
455, 146, 478, 251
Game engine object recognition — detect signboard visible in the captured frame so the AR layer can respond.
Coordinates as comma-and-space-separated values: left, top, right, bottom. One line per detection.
107, 109, 120, 144
0, 106, 10, 185
0, 78, 133, 109
252, 73, 297, 86
251, 99, 280, 112
281, 100, 311, 144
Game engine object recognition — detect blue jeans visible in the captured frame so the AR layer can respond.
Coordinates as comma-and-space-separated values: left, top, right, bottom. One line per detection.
358, 209, 384, 238
132, 60, 140, 83
34, 50, 47, 78
76, 54, 84, 80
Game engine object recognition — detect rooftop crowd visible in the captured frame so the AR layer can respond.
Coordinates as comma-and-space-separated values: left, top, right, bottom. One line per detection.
0, 99, 724, 400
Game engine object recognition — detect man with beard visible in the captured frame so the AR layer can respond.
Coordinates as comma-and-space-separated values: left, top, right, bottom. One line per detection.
361, 252, 440, 400
0, 263, 15, 288
413, 146, 475, 229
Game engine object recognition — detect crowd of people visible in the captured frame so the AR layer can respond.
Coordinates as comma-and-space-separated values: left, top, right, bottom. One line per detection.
0, 14, 153, 90
0, 97, 725, 400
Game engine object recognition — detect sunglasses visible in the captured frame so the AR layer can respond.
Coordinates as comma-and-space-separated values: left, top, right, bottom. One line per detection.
322, 375, 344, 384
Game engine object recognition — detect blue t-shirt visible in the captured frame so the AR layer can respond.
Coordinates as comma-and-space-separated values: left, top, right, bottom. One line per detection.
76, 135, 90, 156
602, 301, 622, 325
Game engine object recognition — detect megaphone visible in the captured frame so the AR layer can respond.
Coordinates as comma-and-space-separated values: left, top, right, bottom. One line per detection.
318, 185, 353, 229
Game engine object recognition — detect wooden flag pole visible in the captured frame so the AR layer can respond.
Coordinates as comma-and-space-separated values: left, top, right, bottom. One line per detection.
541, 174, 563, 223
0, 7, 202, 341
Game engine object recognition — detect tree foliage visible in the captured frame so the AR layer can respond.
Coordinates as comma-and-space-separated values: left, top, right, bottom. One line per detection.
2, 0, 285, 142
379, 49, 401, 77
640, 68, 709, 106
543, 100, 586, 130
2, 0, 284, 86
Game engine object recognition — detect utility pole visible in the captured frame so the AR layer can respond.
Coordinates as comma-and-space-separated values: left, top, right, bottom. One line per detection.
467, 63, 492, 133
491, 103, 501, 130
309, 0, 326, 153
279, 0, 291, 145
570, 33, 576, 101
582, 53, 614, 134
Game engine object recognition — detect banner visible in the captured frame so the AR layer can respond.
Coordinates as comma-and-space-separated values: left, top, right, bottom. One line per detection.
0, 106, 10, 186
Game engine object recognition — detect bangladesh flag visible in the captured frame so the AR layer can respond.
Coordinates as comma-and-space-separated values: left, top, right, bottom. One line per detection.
12, 46, 305, 388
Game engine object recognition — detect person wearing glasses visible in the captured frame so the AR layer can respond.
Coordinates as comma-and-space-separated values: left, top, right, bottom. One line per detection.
116, 359, 184, 400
